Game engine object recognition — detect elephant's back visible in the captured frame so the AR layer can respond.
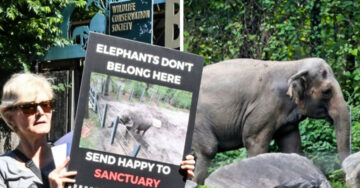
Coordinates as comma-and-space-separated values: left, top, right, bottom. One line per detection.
201, 58, 308, 90
204, 59, 265, 73
203, 58, 302, 74
200, 59, 270, 93
202, 59, 277, 82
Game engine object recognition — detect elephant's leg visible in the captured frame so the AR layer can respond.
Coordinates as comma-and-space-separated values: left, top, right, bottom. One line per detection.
274, 125, 302, 153
245, 136, 271, 157
192, 153, 213, 185
191, 116, 218, 184
244, 126, 274, 157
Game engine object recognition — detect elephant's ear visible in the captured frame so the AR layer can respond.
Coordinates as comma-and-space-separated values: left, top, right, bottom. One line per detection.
287, 70, 308, 105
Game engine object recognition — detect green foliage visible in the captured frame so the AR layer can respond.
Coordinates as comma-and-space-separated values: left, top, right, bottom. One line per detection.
185, 0, 360, 106
79, 110, 100, 148
291, 106, 359, 183
148, 85, 192, 109
171, 90, 192, 109
330, 182, 347, 188
124, 80, 147, 98
208, 148, 247, 174
110, 76, 119, 93
90, 72, 107, 92
185, 1, 360, 185
299, 118, 339, 176
300, 119, 336, 154
0, 0, 86, 72
350, 106, 360, 151
52, 82, 71, 92
329, 169, 346, 187
150, 85, 168, 100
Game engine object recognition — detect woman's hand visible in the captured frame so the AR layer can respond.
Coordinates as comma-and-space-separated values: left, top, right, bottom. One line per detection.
180, 155, 196, 178
48, 157, 78, 188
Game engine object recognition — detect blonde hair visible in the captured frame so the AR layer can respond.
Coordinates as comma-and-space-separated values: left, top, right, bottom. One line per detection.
0, 73, 54, 129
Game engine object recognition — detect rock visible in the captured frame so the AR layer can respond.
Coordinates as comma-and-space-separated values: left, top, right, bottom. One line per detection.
185, 180, 198, 188
152, 118, 162, 128
205, 153, 331, 188
342, 151, 360, 188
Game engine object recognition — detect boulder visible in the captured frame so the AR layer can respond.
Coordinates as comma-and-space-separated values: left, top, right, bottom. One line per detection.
204, 153, 331, 188
342, 151, 360, 188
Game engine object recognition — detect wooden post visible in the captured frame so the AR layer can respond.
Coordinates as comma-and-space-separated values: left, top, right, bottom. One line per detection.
170, 94, 176, 105
139, 88, 146, 102
101, 81, 105, 96
103, 75, 110, 96
116, 85, 122, 100
149, 89, 156, 103
130, 144, 141, 157
129, 88, 134, 101
110, 116, 119, 145
157, 93, 162, 104
88, 88, 93, 111
94, 93, 98, 114
101, 104, 108, 128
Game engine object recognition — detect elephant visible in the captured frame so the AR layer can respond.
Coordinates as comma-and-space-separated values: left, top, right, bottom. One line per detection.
119, 110, 153, 136
191, 58, 351, 184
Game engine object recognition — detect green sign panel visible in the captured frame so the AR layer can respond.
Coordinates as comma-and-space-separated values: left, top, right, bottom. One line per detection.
110, 0, 153, 44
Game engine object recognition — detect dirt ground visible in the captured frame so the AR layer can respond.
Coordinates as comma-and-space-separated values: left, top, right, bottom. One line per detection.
80, 95, 190, 165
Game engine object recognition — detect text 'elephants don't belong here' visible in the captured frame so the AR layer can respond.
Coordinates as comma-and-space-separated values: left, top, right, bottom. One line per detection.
96, 43, 194, 85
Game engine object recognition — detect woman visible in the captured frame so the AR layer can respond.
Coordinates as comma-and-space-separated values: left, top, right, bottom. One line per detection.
0, 73, 195, 187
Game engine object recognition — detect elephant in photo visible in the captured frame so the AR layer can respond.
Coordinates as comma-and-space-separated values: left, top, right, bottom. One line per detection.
192, 58, 351, 184
119, 111, 153, 136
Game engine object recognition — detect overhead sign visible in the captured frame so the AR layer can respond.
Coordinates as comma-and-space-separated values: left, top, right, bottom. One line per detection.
110, 0, 153, 44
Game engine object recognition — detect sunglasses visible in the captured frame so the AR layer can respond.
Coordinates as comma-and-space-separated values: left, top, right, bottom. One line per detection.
6, 100, 53, 115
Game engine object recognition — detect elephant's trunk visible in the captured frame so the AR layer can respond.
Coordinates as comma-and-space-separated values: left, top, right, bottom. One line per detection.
328, 85, 351, 163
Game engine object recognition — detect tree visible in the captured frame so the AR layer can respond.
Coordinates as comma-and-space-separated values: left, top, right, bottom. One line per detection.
0, 0, 88, 153
184, 0, 360, 105
185, 0, 360, 185
0, 0, 86, 72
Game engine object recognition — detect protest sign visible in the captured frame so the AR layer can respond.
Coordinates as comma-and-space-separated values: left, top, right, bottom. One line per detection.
68, 32, 203, 187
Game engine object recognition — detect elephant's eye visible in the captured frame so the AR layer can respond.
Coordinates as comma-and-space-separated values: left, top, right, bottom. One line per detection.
322, 88, 332, 98
322, 70, 327, 79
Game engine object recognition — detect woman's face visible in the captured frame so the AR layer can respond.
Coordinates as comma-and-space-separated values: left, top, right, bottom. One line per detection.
8, 92, 52, 139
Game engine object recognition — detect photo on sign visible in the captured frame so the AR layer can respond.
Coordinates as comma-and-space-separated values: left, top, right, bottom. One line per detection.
79, 72, 192, 165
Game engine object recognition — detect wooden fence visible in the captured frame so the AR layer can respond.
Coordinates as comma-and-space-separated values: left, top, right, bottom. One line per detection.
88, 87, 144, 157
